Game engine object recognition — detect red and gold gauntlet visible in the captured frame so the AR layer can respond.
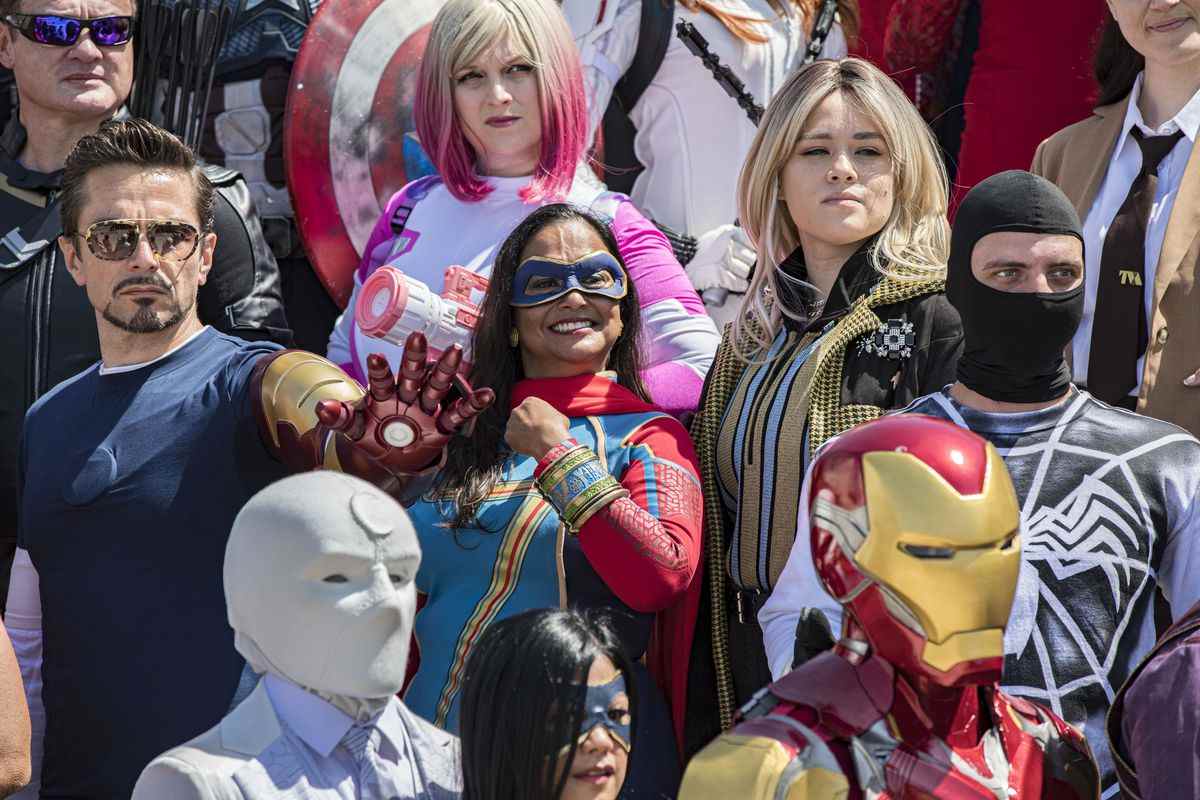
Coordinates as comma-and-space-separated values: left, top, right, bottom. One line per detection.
252, 332, 494, 499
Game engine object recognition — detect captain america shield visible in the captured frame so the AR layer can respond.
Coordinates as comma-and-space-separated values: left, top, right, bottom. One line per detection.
285, 0, 446, 308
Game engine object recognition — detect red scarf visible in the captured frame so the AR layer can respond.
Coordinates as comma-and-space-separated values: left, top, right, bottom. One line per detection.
509, 373, 657, 417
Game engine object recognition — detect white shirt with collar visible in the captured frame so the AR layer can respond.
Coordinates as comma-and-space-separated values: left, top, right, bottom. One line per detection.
1074, 73, 1200, 392
262, 674, 417, 787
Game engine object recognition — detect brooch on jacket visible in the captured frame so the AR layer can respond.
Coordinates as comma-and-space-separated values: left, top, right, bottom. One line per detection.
858, 318, 915, 359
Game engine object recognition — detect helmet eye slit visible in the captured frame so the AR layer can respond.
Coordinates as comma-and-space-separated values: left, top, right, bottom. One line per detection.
898, 543, 955, 559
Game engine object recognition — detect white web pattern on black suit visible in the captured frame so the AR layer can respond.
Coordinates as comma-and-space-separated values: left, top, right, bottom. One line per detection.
923, 391, 1196, 798
997, 396, 1191, 708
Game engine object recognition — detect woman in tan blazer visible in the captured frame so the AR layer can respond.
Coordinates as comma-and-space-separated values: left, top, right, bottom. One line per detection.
1032, 1, 1200, 436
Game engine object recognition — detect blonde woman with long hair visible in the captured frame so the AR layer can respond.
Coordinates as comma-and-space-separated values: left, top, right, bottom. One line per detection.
683, 57, 962, 752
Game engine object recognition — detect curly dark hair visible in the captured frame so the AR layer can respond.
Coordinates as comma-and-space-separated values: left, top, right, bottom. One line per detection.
433, 202, 648, 529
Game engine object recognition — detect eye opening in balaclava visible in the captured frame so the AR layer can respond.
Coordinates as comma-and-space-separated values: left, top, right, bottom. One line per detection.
947, 170, 1085, 404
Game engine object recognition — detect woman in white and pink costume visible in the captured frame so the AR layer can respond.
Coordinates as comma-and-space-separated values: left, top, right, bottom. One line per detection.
327, 0, 718, 416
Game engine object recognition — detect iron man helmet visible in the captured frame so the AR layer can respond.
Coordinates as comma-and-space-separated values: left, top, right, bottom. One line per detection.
808, 415, 1021, 686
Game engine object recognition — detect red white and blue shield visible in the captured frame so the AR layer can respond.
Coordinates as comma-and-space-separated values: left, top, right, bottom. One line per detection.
285, 0, 447, 307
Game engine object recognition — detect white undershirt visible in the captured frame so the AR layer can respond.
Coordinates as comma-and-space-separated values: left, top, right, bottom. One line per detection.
1074, 74, 1200, 391
96, 326, 211, 375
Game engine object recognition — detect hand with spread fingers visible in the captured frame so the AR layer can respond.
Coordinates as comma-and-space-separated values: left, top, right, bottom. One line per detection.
317, 332, 495, 486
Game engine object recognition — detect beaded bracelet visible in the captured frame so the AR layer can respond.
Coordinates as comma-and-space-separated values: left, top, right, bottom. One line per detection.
535, 441, 628, 532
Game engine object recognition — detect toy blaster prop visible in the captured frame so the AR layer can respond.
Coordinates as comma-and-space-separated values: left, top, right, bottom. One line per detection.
356, 266, 488, 370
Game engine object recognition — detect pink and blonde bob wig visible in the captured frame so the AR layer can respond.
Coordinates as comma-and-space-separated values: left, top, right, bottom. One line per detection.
414, 0, 588, 204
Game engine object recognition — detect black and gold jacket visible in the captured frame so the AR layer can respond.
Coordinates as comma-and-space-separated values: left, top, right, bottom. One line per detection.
684, 242, 962, 753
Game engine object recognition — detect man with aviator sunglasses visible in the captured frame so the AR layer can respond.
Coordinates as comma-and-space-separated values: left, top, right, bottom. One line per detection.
0, 0, 289, 618
7, 119, 493, 800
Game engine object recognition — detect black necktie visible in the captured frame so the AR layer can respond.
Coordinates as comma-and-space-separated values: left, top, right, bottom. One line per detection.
1086, 127, 1184, 405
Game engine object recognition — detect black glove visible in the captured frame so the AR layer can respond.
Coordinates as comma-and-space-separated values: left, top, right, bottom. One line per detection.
792, 607, 836, 670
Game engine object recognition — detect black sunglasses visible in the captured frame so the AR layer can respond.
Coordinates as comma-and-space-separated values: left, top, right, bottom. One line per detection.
73, 218, 203, 262
4, 13, 134, 47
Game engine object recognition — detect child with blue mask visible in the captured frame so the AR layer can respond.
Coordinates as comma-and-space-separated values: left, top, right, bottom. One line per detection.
458, 608, 640, 800
570, 673, 633, 756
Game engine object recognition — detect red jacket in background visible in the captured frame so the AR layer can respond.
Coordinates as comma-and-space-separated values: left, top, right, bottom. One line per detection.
886, 0, 1106, 211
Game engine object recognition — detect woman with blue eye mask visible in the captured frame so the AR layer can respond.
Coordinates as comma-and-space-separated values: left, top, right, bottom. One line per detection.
404, 202, 702, 797
458, 608, 636, 800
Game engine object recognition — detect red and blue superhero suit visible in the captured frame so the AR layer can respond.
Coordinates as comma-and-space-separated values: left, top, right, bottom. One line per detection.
404, 372, 703, 796
680, 415, 1100, 799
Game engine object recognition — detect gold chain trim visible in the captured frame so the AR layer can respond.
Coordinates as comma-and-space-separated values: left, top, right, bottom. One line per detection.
806, 276, 945, 455
693, 275, 944, 731
690, 320, 747, 731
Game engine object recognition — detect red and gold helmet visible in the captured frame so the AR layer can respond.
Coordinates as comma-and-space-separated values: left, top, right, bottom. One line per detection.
808, 415, 1021, 687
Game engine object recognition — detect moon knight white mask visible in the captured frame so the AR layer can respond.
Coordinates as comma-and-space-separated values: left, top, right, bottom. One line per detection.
224, 471, 420, 721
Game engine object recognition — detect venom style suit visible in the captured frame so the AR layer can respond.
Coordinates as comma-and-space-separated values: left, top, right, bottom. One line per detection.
680, 415, 1100, 799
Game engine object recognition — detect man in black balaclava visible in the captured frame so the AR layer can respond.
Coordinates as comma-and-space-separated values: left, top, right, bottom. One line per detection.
946, 169, 1084, 407
900, 171, 1200, 796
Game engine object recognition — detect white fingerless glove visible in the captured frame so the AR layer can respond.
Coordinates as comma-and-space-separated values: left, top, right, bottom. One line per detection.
685, 224, 756, 294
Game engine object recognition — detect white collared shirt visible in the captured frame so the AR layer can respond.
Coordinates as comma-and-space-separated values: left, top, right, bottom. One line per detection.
1074, 73, 1200, 392
259, 673, 426, 798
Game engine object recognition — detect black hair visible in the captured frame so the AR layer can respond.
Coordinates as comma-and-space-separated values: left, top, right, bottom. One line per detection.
458, 608, 638, 800
1094, 11, 1144, 107
435, 202, 648, 529
60, 117, 214, 235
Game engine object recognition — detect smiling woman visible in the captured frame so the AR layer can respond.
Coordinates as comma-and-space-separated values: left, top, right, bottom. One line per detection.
404, 203, 704, 798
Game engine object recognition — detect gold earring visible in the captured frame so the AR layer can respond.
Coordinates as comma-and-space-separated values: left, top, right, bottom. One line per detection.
509, 328, 519, 348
